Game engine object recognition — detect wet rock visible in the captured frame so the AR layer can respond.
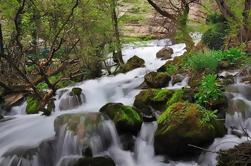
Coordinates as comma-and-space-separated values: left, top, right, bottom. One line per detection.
59, 87, 86, 111
26, 96, 41, 114
218, 60, 232, 70
156, 47, 173, 60
122, 55, 145, 72
242, 76, 251, 84
3, 93, 25, 110
74, 156, 116, 166
172, 74, 185, 85
154, 102, 226, 158
54, 113, 102, 146
133, 89, 173, 116
71, 87, 82, 96
0, 114, 3, 120
217, 142, 251, 166
120, 134, 135, 151
99, 103, 142, 135
144, 72, 171, 88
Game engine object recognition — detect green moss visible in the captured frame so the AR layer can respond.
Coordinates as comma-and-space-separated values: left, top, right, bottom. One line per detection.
157, 102, 218, 135
71, 87, 82, 96
116, 106, 141, 125
166, 89, 184, 107
153, 89, 172, 102
26, 96, 40, 114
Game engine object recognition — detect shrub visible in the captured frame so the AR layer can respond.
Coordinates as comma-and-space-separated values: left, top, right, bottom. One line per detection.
202, 24, 228, 50
188, 52, 218, 72
195, 74, 223, 107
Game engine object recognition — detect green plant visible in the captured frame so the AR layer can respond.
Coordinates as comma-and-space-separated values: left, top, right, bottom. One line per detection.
195, 74, 223, 107
165, 64, 177, 75
223, 48, 246, 64
199, 109, 218, 126
188, 52, 218, 72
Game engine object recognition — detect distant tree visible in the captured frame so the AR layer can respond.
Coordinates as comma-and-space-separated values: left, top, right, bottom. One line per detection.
215, 0, 251, 44
146, 0, 199, 49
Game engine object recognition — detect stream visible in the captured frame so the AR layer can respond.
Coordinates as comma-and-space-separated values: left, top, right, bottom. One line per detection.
0, 39, 250, 166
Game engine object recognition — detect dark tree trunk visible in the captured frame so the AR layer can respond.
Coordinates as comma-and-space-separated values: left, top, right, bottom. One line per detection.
111, 0, 124, 65
241, 0, 251, 42
0, 23, 4, 56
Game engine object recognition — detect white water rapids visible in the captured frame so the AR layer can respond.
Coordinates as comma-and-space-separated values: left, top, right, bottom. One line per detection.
0, 39, 251, 166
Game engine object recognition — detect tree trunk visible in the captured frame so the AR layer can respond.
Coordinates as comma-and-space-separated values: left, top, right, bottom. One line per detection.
111, 0, 124, 65
176, 3, 194, 50
241, 0, 251, 42
0, 23, 4, 56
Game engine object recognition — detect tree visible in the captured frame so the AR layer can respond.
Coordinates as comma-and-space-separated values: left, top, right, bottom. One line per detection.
146, 0, 199, 49
215, 0, 251, 44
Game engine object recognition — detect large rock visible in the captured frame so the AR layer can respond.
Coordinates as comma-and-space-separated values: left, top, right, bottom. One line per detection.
74, 156, 116, 166
26, 96, 41, 114
99, 103, 142, 135
133, 89, 184, 119
154, 102, 226, 158
59, 87, 86, 111
217, 142, 251, 166
122, 56, 145, 72
156, 47, 173, 60
54, 113, 102, 146
144, 72, 171, 88
0, 114, 3, 120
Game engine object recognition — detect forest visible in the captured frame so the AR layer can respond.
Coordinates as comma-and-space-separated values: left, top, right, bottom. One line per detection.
0, 0, 251, 166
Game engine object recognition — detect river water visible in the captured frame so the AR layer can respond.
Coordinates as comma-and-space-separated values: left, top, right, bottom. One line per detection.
0, 39, 250, 166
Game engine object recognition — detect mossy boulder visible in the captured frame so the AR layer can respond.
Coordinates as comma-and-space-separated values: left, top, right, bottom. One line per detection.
0, 114, 3, 120
122, 55, 145, 72
59, 88, 86, 111
217, 142, 251, 166
99, 103, 142, 135
133, 89, 173, 116
74, 156, 116, 166
154, 102, 226, 158
26, 96, 41, 114
71, 87, 82, 96
144, 72, 171, 88
156, 47, 173, 60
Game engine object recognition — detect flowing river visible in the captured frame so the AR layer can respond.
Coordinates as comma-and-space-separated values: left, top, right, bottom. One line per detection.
0, 39, 250, 166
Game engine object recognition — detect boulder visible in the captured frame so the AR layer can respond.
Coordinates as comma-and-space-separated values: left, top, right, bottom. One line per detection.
99, 103, 142, 135
154, 102, 226, 158
172, 74, 185, 85
59, 87, 86, 111
54, 113, 102, 146
26, 96, 41, 114
218, 60, 232, 70
144, 72, 171, 88
74, 156, 116, 166
156, 47, 173, 60
0, 114, 3, 120
133, 89, 172, 114
217, 142, 251, 166
122, 56, 145, 72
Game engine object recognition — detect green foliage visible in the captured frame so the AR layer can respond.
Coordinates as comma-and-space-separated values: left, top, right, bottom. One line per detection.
202, 13, 229, 50
188, 52, 218, 72
166, 89, 184, 107
202, 24, 228, 50
195, 74, 223, 107
222, 48, 246, 64
199, 110, 217, 126
26, 96, 40, 114
165, 64, 177, 75
153, 89, 171, 102
206, 13, 226, 24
